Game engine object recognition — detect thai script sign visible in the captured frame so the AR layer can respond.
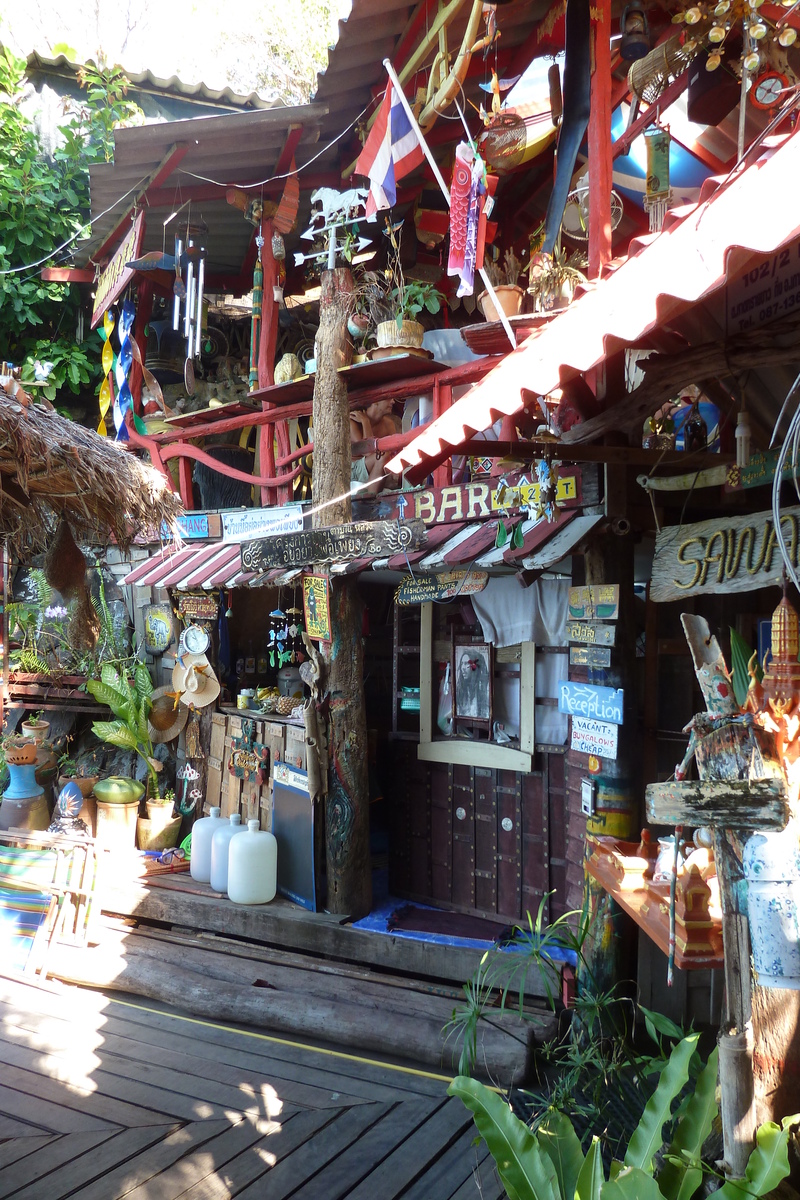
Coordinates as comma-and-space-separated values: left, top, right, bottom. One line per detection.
241, 518, 426, 571
395, 569, 488, 606
566, 620, 616, 646
568, 584, 619, 621
176, 592, 218, 621
651, 505, 800, 601
91, 212, 144, 329
725, 449, 793, 493
559, 681, 624, 725
222, 506, 304, 543
570, 716, 619, 760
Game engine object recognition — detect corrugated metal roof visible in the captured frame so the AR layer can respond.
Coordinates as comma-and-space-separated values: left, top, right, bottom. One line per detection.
388, 131, 800, 478
26, 50, 278, 112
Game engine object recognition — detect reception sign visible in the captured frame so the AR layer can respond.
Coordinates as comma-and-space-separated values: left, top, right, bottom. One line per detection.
559, 681, 624, 725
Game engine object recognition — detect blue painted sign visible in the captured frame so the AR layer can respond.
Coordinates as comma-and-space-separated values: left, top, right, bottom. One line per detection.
558, 681, 624, 726
161, 512, 210, 540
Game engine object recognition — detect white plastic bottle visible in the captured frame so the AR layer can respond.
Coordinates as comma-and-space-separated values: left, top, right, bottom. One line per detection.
189, 806, 223, 883
228, 819, 278, 905
209, 813, 247, 893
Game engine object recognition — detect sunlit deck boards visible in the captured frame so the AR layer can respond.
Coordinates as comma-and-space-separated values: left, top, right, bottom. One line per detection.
0, 977, 503, 1199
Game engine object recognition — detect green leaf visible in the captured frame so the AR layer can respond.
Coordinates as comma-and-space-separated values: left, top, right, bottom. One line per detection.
715, 1121, 790, 1199
657, 1046, 719, 1200
575, 1136, 604, 1200
101, 662, 135, 715
624, 1034, 699, 1175
537, 1111, 584, 1200
730, 627, 758, 708
601, 1166, 663, 1200
134, 660, 154, 703
448, 1076, 560, 1200
90, 720, 138, 752
85, 678, 131, 721
638, 1006, 684, 1043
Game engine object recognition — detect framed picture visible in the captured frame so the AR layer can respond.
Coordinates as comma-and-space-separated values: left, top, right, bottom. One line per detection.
302, 573, 331, 642
452, 640, 493, 730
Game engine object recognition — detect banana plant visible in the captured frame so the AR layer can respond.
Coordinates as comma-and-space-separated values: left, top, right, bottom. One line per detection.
449, 1036, 794, 1200
87, 661, 161, 798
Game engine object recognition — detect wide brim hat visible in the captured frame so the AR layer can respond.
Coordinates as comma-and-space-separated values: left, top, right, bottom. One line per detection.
172, 652, 221, 709
148, 685, 189, 745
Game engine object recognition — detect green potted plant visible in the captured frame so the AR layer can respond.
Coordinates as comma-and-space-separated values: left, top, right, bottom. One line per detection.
359, 225, 443, 353
86, 661, 161, 801
57, 747, 100, 799
477, 248, 526, 323
20, 711, 50, 743
527, 241, 586, 314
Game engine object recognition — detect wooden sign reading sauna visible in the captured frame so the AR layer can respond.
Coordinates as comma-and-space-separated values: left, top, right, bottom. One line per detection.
651, 505, 800, 601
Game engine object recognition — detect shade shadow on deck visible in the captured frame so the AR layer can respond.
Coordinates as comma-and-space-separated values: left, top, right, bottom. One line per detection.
0, 977, 505, 1199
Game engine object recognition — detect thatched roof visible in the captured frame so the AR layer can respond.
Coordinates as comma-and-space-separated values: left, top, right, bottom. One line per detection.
0, 383, 183, 556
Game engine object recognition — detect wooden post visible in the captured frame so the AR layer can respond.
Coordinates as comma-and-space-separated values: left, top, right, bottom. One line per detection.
311, 267, 371, 919
646, 778, 788, 1179
588, 0, 613, 278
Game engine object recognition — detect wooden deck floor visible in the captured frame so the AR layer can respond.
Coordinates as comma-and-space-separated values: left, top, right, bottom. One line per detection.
0, 976, 504, 1199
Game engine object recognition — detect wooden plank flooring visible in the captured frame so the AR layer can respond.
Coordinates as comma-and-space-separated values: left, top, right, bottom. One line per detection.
0, 977, 503, 1199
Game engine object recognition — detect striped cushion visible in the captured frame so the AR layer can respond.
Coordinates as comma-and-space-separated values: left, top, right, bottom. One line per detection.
0, 888, 52, 972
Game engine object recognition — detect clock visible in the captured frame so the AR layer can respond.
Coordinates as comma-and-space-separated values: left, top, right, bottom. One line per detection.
750, 70, 789, 110
180, 623, 210, 655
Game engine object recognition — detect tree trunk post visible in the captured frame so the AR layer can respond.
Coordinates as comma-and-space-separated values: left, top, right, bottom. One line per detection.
311, 267, 371, 919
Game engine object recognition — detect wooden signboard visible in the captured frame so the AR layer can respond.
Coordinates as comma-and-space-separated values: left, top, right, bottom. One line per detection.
358, 469, 587, 527
176, 592, 219, 621
91, 211, 145, 329
302, 573, 331, 641
395, 569, 488, 606
571, 716, 619, 760
725, 449, 793, 493
241, 518, 426, 572
558, 681, 624, 725
651, 505, 800, 602
569, 644, 612, 668
566, 620, 616, 647
568, 584, 620, 621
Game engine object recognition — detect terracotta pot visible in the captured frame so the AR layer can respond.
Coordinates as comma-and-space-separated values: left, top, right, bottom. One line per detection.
477, 284, 524, 324
95, 798, 139, 853
21, 719, 50, 744
58, 775, 99, 799
5, 739, 38, 766
146, 800, 176, 829
375, 319, 424, 350
137, 814, 182, 852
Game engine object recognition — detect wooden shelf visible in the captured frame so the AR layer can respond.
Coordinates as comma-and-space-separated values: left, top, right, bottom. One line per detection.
250, 355, 448, 407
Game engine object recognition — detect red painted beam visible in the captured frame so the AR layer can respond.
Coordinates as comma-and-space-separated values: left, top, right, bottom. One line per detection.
40, 267, 95, 283
588, 0, 613, 278
273, 125, 305, 177
95, 143, 190, 261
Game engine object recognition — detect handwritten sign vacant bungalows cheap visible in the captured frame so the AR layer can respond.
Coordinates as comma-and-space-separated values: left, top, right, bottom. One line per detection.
558, 681, 624, 725
651, 505, 800, 602
571, 716, 619, 760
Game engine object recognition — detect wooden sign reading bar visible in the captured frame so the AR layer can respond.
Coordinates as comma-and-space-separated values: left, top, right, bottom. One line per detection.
570, 645, 612, 668
568, 584, 619, 621
566, 620, 616, 647
651, 505, 800, 602
241, 518, 426, 572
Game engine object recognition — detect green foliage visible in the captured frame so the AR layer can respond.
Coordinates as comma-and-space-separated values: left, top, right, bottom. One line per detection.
449, 1038, 794, 1200
656, 1047, 719, 1200
87, 661, 159, 797
729, 627, 760, 709
0, 47, 142, 396
392, 278, 443, 326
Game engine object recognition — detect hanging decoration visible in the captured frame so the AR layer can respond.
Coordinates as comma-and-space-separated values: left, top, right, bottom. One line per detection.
249, 232, 264, 389
534, 449, 561, 523
113, 299, 135, 442
448, 142, 488, 297
644, 126, 672, 232
672, 0, 798, 78
98, 309, 115, 436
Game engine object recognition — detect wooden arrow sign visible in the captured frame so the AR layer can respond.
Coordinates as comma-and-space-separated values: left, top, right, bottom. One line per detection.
241, 518, 426, 572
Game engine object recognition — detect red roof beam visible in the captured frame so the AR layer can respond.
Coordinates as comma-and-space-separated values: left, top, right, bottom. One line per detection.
94, 142, 189, 261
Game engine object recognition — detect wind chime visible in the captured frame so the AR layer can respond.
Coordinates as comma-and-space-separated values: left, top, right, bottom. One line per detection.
644, 125, 672, 232
171, 227, 208, 370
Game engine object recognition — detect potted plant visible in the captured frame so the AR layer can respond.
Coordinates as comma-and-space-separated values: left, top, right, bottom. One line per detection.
477, 248, 526, 323
527, 243, 586, 313
358, 226, 443, 354
86, 661, 162, 801
57, 748, 100, 798
20, 711, 50, 743
138, 787, 181, 851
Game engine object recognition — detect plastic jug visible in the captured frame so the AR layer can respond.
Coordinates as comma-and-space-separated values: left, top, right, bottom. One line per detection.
189, 806, 223, 883
210, 813, 247, 893
228, 819, 278, 905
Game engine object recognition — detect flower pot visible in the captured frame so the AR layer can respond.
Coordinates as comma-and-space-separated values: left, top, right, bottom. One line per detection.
137, 814, 182, 852
93, 777, 145, 805
375, 319, 424, 350
5, 739, 38, 766
477, 284, 524, 324
58, 775, 99, 799
146, 800, 176, 830
21, 719, 50, 744
95, 798, 139, 854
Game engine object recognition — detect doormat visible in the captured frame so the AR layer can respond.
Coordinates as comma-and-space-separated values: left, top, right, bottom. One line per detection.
387, 903, 510, 943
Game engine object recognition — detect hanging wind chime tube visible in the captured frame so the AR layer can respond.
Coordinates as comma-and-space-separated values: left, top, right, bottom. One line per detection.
644, 124, 672, 231
113, 298, 135, 442
172, 237, 184, 331
194, 250, 206, 359
249, 233, 263, 390
184, 241, 195, 350
98, 308, 115, 436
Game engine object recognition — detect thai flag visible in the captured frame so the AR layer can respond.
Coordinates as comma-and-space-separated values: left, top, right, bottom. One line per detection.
354, 82, 424, 218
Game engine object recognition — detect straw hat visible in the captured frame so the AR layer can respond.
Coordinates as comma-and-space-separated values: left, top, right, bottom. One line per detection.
172, 652, 221, 709
148, 685, 188, 745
